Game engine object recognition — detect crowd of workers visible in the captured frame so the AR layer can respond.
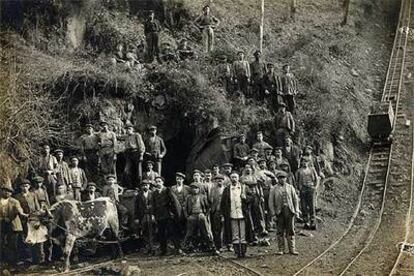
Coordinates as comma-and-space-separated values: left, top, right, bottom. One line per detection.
0, 4, 325, 269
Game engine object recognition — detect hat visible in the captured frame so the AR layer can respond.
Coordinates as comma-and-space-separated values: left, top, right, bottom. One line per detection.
229, 170, 240, 176
268, 160, 276, 165
250, 148, 259, 153
0, 181, 13, 192
125, 122, 134, 128
193, 169, 202, 175
33, 176, 44, 183
280, 162, 290, 168
278, 102, 287, 108
204, 169, 212, 174
257, 158, 266, 163
176, 172, 186, 179
141, 179, 151, 185
20, 179, 31, 186
54, 149, 64, 154
237, 50, 245, 54
221, 163, 233, 168
305, 145, 313, 151
146, 160, 154, 165
254, 50, 261, 56
190, 183, 200, 188
256, 130, 263, 135
148, 125, 157, 130
70, 156, 79, 161
85, 123, 93, 128
106, 174, 117, 180
155, 176, 165, 182
86, 182, 97, 188
213, 175, 225, 180
99, 120, 108, 126
239, 133, 246, 138
277, 171, 288, 178
267, 62, 274, 67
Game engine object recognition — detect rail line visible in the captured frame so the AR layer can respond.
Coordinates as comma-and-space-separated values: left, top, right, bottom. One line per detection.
293, 0, 413, 274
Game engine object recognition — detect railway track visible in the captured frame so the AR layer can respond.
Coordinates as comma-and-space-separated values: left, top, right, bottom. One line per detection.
293, 0, 414, 275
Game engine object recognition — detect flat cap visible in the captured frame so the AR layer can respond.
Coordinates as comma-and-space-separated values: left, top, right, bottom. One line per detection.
85, 123, 93, 128
250, 148, 259, 153
146, 160, 154, 165
33, 176, 44, 183
148, 125, 157, 130
54, 149, 64, 154
86, 182, 97, 188
155, 176, 165, 182
257, 158, 267, 163
221, 163, 233, 168
20, 179, 31, 186
70, 156, 79, 161
237, 50, 245, 54
99, 120, 108, 126
176, 172, 186, 179
277, 171, 288, 178
213, 175, 225, 180
141, 179, 151, 185
106, 174, 117, 180
190, 183, 200, 188
125, 122, 134, 128
193, 169, 203, 175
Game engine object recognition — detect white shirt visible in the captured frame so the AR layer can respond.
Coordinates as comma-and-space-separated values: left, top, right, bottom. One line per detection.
176, 185, 183, 193
0, 198, 9, 207
230, 183, 244, 219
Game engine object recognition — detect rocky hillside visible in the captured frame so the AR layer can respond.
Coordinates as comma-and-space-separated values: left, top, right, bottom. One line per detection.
0, 0, 398, 183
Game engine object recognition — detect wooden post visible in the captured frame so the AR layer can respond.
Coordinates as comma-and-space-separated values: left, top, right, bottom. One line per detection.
259, 0, 264, 52
341, 0, 350, 26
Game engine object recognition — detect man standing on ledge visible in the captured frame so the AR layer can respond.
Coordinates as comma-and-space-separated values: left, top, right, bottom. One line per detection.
97, 120, 117, 176
144, 10, 161, 63
194, 5, 220, 53
144, 126, 167, 175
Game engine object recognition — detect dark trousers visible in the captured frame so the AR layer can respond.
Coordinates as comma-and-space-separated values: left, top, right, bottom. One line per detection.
236, 76, 249, 96
0, 221, 19, 265
117, 202, 130, 227
100, 152, 116, 176
140, 214, 154, 252
252, 79, 265, 101
124, 150, 142, 188
210, 212, 223, 250
277, 206, 295, 237
183, 213, 214, 250
275, 128, 291, 148
146, 32, 160, 62
83, 150, 98, 181
282, 95, 295, 112
301, 187, 316, 224
156, 218, 180, 253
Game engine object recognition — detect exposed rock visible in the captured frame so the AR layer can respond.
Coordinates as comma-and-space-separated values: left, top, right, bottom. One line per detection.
351, 68, 359, 77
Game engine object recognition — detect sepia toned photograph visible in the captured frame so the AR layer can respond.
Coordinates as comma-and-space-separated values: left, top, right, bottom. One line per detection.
0, 0, 413, 275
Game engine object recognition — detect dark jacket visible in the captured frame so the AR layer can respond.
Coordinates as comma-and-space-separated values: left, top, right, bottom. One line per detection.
135, 191, 153, 221
184, 193, 209, 217
81, 191, 102, 202
144, 135, 167, 159
170, 185, 191, 212
152, 187, 181, 221
14, 192, 40, 214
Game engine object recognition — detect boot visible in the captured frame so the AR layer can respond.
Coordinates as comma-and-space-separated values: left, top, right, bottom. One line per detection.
241, 243, 247, 258
233, 243, 242, 258
276, 236, 285, 255
310, 220, 317, 231
287, 235, 299, 255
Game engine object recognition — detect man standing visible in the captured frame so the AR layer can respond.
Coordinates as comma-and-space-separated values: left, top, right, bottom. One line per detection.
194, 5, 220, 53
183, 184, 217, 254
233, 134, 250, 170
31, 176, 50, 207
102, 175, 129, 230
269, 171, 300, 255
232, 50, 251, 97
144, 11, 161, 63
263, 63, 282, 112
220, 171, 249, 258
276, 64, 298, 112
283, 137, 301, 174
252, 131, 272, 158
250, 50, 267, 101
79, 124, 99, 181
135, 180, 155, 255
152, 176, 182, 255
98, 121, 117, 176
209, 175, 225, 251
274, 147, 291, 170
274, 103, 295, 148
36, 144, 57, 200
144, 126, 167, 175
121, 122, 146, 188
171, 172, 191, 240
0, 183, 28, 266
54, 149, 70, 187
296, 158, 319, 230
68, 156, 88, 201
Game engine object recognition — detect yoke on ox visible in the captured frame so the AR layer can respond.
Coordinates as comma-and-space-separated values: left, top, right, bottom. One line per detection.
26, 198, 123, 272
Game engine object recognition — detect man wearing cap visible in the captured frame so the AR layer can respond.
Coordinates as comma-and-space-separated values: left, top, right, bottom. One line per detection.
14, 180, 41, 264
263, 62, 282, 111
274, 103, 295, 148
221, 171, 250, 258
250, 50, 267, 101
79, 124, 99, 180
144, 11, 161, 63
220, 163, 233, 187
36, 143, 58, 200
142, 161, 159, 189
120, 123, 146, 188
280, 163, 297, 190
276, 64, 298, 112
202, 169, 214, 197
81, 182, 101, 201
296, 158, 319, 230
102, 175, 129, 230
68, 156, 88, 201
256, 164, 277, 232
269, 171, 300, 255
274, 147, 291, 171
135, 180, 155, 255
54, 149, 70, 187
233, 134, 250, 170
183, 184, 217, 254
283, 137, 301, 174
152, 176, 182, 255
232, 50, 251, 96
144, 126, 167, 175
194, 5, 220, 53
31, 176, 50, 207
178, 39, 195, 60
0, 183, 28, 265
171, 172, 191, 240
264, 145, 276, 163
98, 121, 117, 176
209, 175, 226, 251
252, 131, 272, 159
